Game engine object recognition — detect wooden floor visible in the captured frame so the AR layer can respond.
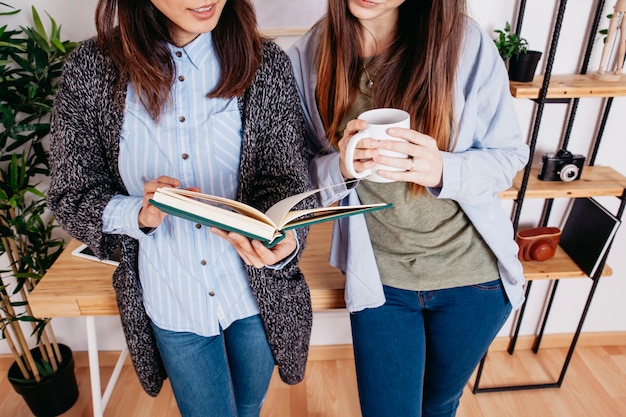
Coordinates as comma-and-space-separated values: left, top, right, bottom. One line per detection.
2, 345, 626, 417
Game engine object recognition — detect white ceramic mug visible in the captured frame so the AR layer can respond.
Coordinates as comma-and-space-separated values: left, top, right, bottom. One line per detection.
344, 108, 411, 183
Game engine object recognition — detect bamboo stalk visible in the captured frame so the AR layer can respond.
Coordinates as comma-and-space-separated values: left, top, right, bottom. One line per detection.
20, 287, 58, 372
38, 333, 58, 373
2, 312, 40, 382
18, 341, 40, 383
0, 320, 29, 379
46, 324, 61, 359
0, 237, 42, 383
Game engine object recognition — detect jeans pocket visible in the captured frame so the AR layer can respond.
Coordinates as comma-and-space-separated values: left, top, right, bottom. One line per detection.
471, 278, 504, 291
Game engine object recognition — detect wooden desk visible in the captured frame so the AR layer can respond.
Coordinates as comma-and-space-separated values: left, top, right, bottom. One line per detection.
29, 239, 118, 317
29, 222, 346, 317
29, 238, 123, 417
28, 222, 346, 417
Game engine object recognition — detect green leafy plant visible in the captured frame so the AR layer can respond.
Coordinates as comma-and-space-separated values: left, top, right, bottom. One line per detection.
0, 2, 77, 384
493, 21, 529, 62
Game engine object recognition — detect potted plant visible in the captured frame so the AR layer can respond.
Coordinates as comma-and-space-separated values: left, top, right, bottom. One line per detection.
494, 21, 543, 82
0, 3, 79, 416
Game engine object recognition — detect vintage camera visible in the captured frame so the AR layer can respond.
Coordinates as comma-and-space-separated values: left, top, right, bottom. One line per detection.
538, 149, 585, 182
516, 227, 562, 262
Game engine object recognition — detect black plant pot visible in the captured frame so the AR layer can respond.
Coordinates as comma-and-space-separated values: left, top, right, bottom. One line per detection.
508, 50, 543, 82
8, 344, 79, 417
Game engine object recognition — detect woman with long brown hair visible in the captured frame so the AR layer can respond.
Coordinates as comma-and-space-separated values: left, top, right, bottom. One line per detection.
289, 1, 529, 416
49, 1, 314, 416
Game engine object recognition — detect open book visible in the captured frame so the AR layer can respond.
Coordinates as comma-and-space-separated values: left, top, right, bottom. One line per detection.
149, 185, 392, 247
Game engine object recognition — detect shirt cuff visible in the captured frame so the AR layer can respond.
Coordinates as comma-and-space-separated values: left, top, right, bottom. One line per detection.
103, 195, 151, 240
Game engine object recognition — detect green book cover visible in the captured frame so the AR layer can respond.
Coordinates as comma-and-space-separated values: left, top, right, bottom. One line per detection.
149, 185, 392, 248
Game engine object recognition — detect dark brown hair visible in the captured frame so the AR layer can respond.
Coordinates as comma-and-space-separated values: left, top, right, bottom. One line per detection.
316, 1, 467, 193
96, 0, 263, 120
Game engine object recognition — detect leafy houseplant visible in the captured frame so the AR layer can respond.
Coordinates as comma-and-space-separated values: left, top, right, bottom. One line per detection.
494, 21, 542, 82
0, 3, 79, 415
494, 21, 529, 61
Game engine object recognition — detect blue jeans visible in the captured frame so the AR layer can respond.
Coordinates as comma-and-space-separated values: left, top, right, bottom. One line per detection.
350, 280, 512, 417
151, 314, 275, 417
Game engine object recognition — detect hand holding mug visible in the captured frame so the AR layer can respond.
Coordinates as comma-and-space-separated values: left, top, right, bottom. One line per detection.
343, 108, 411, 183
341, 108, 444, 186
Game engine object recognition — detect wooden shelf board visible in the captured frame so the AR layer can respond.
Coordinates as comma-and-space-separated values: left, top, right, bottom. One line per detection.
523, 246, 612, 280
510, 74, 626, 99
510, 165, 626, 200
499, 187, 518, 200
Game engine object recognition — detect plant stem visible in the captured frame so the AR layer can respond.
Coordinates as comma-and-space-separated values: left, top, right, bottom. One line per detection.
0, 323, 29, 379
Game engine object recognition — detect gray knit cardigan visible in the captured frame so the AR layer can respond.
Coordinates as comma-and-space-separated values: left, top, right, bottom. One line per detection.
48, 37, 314, 396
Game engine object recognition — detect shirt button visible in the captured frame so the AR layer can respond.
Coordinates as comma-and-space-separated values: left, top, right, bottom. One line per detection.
209, 291, 215, 297
175, 51, 182, 57
182, 153, 189, 160
200, 259, 207, 266
178, 75, 185, 82
179, 116, 186, 123
195, 223, 202, 229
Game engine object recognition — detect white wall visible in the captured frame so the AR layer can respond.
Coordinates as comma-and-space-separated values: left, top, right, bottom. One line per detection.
1, 0, 625, 353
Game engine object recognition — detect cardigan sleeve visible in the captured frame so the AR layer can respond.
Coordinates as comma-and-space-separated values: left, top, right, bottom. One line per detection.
48, 39, 125, 259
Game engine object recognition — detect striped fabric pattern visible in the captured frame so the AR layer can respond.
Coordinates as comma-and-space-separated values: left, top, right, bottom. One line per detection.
104, 32, 259, 337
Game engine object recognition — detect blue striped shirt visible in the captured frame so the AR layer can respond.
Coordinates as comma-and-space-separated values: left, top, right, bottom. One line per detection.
102, 32, 259, 336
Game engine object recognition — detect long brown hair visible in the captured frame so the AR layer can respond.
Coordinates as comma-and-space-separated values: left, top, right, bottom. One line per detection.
316, 1, 467, 193
96, 0, 263, 120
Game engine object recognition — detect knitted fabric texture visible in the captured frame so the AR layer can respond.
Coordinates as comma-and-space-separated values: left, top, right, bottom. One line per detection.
48, 36, 314, 396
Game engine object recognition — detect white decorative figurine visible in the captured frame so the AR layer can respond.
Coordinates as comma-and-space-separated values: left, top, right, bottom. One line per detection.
595, 0, 626, 80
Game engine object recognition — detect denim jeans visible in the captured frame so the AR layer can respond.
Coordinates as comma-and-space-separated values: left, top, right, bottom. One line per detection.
151, 314, 274, 417
350, 280, 512, 417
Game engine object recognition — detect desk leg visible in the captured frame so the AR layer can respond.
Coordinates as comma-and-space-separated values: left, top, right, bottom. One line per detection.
86, 316, 104, 417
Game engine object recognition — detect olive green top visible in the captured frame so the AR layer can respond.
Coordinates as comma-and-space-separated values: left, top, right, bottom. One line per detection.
357, 182, 499, 290
339, 58, 500, 290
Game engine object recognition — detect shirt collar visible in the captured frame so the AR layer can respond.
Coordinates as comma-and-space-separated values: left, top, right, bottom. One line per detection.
169, 31, 214, 69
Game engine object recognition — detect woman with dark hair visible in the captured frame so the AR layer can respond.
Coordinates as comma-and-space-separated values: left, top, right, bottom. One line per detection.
48, 1, 314, 416
288, 1, 529, 416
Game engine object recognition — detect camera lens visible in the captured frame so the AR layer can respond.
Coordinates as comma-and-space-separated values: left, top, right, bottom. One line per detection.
559, 164, 579, 182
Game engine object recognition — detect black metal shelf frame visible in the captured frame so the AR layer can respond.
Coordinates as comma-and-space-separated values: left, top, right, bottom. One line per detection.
472, 0, 626, 393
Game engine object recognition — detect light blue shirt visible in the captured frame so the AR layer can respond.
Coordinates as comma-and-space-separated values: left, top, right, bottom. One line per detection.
288, 19, 530, 311
102, 32, 259, 336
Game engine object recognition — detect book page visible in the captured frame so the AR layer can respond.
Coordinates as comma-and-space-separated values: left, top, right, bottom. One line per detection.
264, 182, 361, 227
264, 188, 325, 227
156, 188, 276, 226
277, 203, 391, 228
152, 189, 280, 241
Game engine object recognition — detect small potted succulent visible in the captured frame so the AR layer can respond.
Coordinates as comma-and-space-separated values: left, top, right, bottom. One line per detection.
494, 21, 543, 82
